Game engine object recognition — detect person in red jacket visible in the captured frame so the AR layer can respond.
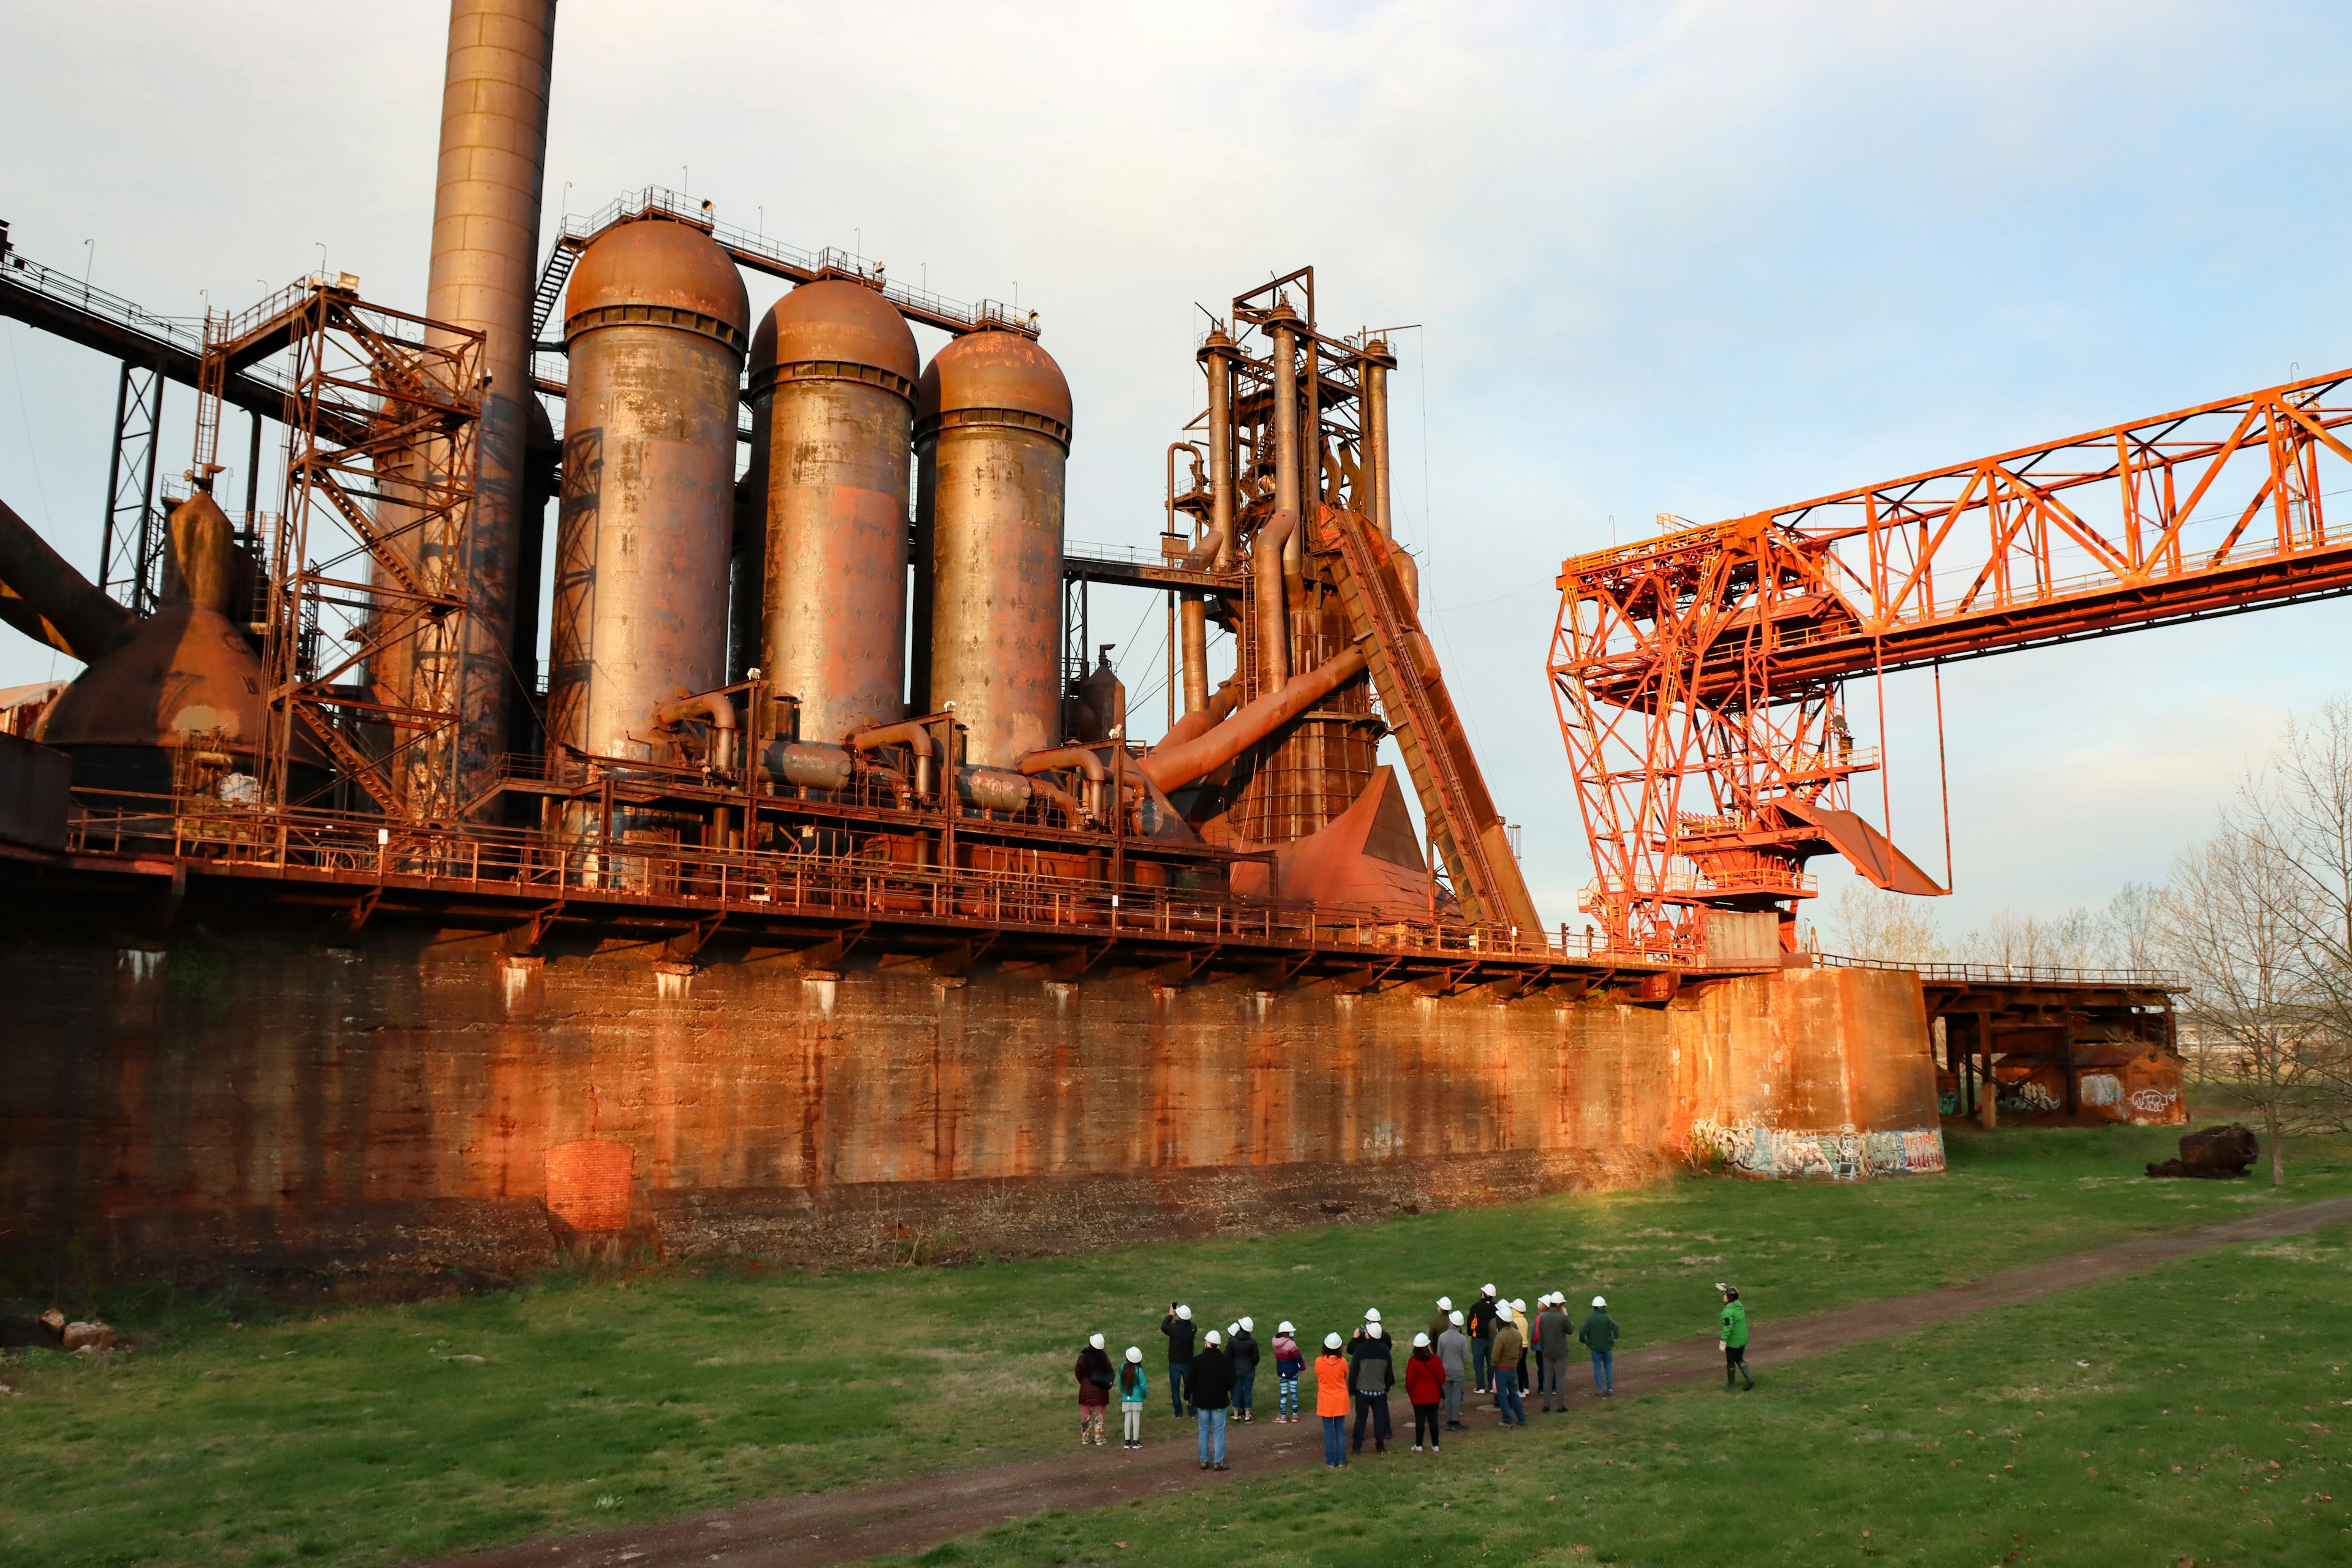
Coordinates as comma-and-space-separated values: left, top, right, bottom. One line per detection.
1404, 1332, 1447, 1452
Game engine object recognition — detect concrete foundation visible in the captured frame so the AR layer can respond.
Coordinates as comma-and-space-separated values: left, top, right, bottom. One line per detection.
0, 922, 1942, 1284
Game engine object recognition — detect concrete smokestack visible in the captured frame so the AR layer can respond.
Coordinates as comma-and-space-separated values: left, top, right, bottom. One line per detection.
428, 0, 557, 804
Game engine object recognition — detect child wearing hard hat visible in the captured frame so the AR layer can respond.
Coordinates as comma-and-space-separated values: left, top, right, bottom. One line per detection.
1578, 1295, 1619, 1397
1272, 1321, 1304, 1422
1718, 1284, 1752, 1390
1404, 1332, 1446, 1452
1117, 1346, 1150, 1447
1313, 1332, 1352, 1467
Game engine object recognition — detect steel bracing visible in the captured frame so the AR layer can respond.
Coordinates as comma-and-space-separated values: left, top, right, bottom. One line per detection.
1553, 369, 2352, 960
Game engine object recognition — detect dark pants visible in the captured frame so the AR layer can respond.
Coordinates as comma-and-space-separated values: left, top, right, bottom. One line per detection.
1352, 1390, 1391, 1451
1495, 1374, 1526, 1425
1540, 1358, 1566, 1409
1169, 1360, 1192, 1415
1725, 1345, 1751, 1386
1471, 1335, 1492, 1390
1321, 1413, 1347, 1465
1234, 1368, 1256, 1413
1412, 1402, 1441, 1447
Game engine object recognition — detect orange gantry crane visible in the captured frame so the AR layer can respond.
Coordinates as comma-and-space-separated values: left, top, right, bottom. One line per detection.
1550, 369, 2352, 963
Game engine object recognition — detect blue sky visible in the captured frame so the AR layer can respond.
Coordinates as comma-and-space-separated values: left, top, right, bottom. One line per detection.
6, 0, 2349, 940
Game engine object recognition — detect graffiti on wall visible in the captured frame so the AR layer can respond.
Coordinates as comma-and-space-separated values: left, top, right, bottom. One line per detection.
1690, 1121, 1946, 1180
2128, 1086, 2179, 1118
2079, 1073, 2122, 1107
1999, 1079, 2064, 1114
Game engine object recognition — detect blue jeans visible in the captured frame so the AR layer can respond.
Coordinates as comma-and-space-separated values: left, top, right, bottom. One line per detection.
1168, 1361, 1191, 1416
1321, 1413, 1347, 1465
1495, 1374, 1526, 1425
1278, 1368, 1301, 1416
1472, 1337, 1491, 1390
1591, 1350, 1614, 1393
1196, 1406, 1227, 1464
1234, 1369, 1256, 1413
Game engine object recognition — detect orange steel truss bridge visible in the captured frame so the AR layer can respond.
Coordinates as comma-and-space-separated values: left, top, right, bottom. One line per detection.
1550, 368, 2352, 962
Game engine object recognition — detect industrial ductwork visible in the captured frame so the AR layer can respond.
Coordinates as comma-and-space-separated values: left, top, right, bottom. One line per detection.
0, 495, 133, 662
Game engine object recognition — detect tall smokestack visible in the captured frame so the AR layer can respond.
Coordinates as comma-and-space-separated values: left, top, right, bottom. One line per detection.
429, 0, 556, 805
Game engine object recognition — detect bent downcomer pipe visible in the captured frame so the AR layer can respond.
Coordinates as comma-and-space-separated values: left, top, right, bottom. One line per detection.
846, 718, 938, 801
1254, 507, 1295, 687
1138, 645, 1367, 794
0, 494, 134, 662
1019, 744, 1109, 827
650, 688, 739, 769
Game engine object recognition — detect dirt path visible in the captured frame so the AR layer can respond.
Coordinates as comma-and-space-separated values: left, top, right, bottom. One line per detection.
414, 1195, 2352, 1568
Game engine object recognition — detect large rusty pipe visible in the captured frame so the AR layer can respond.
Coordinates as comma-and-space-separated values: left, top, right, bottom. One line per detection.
846, 717, 937, 801
1177, 522, 1223, 718
427, 0, 557, 801
1254, 508, 1295, 687
1363, 340, 1393, 538
1153, 673, 1242, 752
650, 688, 737, 770
1018, 743, 1107, 826
1268, 306, 1302, 575
1137, 646, 1366, 794
0, 494, 134, 662
1202, 329, 1236, 570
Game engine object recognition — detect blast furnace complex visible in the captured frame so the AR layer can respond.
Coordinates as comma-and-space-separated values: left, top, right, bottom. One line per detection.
5, 0, 2157, 1288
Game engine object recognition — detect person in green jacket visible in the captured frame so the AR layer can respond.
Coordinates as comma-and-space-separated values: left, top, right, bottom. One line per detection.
1578, 1295, 1619, 1397
1717, 1284, 1752, 1390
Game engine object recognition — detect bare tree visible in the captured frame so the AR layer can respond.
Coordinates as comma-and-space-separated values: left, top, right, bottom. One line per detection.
1825, 885, 1947, 964
2098, 881, 2166, 973
2160, 819, 2340, 1186
1956, 906, 2100, 970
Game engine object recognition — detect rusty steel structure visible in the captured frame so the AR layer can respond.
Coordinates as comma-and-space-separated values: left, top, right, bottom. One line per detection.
1553, 369, 2352, 960
547, 216, 748, 776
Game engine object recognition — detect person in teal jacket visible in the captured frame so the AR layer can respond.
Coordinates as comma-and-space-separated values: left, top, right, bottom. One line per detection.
1117, 1346, 1151, 1448
1717, 1284, 1752, 1390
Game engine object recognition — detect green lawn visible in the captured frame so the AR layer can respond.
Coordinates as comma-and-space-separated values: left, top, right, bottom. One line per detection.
4, 1120, 2349, 1568
908, 1210, 2352, 1567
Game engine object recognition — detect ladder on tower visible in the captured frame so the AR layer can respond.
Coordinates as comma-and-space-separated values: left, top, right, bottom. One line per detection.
528, 235, 584, 343
1319, 506, 1544, 934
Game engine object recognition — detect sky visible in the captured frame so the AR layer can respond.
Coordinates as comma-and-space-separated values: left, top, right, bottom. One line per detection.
6, 0, 2351, 942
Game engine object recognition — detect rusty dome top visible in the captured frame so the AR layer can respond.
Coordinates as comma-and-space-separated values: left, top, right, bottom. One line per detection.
916, 328, 1072, 449
564, 215, 750, 353
750, 280, 920, 401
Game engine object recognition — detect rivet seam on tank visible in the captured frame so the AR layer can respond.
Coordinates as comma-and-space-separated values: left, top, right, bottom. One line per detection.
748, 359, 916, 404
914, 405, 1071, 450
564, 303, 748, 355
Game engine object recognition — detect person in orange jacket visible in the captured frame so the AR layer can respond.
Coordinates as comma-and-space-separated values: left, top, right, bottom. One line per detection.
1314, 1332, 1353, 1468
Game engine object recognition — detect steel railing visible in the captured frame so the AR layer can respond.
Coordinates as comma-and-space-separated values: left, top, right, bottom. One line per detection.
62, 794, 1634, 969
1817, 951, 2182, 988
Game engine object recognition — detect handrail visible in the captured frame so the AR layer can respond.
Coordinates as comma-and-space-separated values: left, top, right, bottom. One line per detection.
1816, 951, 2182, 989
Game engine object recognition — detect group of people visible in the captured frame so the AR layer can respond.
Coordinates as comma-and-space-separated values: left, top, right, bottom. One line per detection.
1075, 1284, 1752, 1471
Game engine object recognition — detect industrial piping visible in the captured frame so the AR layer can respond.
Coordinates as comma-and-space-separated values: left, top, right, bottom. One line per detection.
1254, 508, 1296, 685
846, 718, 937, 802
1019, 744, 1108, 826
1138, 646, 1368, 794
0, 496, 133, 662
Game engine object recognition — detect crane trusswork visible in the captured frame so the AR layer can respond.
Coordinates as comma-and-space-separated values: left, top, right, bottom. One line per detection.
1551, 369, 2352, 962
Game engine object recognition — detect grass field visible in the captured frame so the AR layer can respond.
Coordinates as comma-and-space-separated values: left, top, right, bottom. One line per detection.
901, 1216, 2352, 1567
4, 1120, 2350, 1568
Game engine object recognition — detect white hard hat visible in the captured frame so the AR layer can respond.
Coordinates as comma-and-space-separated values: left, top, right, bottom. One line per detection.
1591, 1296, 1607, 1308
1512, 1298, 1527, 1313
1365, 1321, 1384, 1338
1482, 1283, 1496, 1295
1436, 1295, 1453, 1311
1126, 1346, 1143, 1362
1177, 1305, 1192, 1321
1239, 1316, 1253, 1332
1205, 1328, 1223, 1346
1090, 1332, 1104, 1349
1365, 1307, 1381, 1322
1449, 1310, 1465, 1327
1412, 1332, 1430, 1348
1324, 1331, 1343, 1350
1495, 1303, 1513, 1322
1228, 1322, 1240, 1337
1278, 1321, 1294, 1334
